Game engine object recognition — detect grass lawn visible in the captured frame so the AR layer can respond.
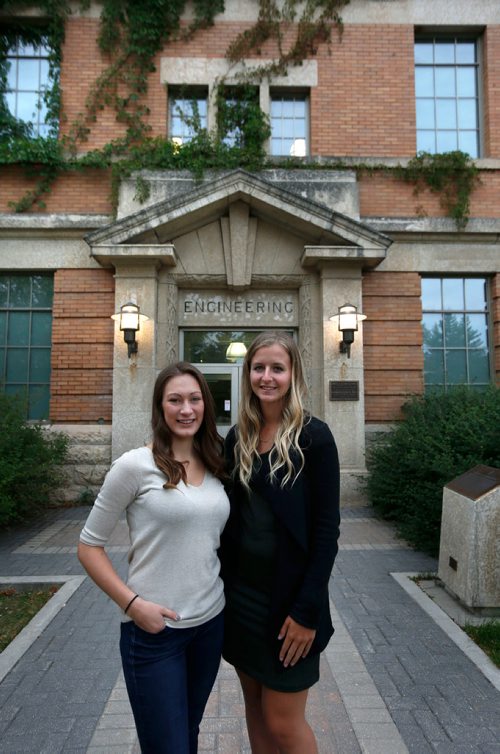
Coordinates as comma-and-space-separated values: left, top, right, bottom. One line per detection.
464, 621, 500, 668
0, 587, 59, 652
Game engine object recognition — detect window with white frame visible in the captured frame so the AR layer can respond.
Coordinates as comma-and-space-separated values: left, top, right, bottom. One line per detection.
168, 87, 208, 145
421, 277, 490, 390
414, 37, 479, 157
4, 37, 56, 138
270, 91, 308, 157
0, 273, 54, 419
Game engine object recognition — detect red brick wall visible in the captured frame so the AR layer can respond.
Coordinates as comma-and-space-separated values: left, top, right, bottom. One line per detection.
363, 271, 424, 422
50, 269, 115, 422
483, 26, 500, 157
359, 170, 500, 219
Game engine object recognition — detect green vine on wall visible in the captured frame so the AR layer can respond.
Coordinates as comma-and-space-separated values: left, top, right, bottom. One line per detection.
395, 150, 480, 229
0, 0, 483, 226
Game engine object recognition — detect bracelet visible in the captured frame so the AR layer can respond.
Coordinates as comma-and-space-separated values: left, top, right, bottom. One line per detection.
124, 594, 139, 614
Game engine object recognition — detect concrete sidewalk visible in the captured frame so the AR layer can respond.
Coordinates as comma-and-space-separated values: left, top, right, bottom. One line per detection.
0, 505, 499, 753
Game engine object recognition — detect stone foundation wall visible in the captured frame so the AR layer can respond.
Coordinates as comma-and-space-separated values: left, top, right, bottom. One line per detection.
49, 424, 112, 503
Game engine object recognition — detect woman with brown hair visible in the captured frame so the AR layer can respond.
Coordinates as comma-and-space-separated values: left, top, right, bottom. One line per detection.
78, 362, 229, 754
221, 332, 340, 753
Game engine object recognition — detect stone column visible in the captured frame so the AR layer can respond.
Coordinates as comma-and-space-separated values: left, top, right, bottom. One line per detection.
111, 263, 159, 459
319, 263, 367, 503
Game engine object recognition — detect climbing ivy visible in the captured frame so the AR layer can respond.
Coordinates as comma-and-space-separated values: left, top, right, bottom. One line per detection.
0, 0, 483, 225
395, 150, 480, 229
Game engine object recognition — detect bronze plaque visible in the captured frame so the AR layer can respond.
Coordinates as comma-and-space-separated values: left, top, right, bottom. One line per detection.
445, 465, 500, 501
329, 380, 359, 402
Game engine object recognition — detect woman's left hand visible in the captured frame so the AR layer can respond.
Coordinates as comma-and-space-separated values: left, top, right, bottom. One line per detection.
278, 616, 316, 667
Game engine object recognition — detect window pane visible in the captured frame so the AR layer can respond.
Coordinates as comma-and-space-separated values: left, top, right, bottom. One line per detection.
0, 311, 5, 341
0, 278, 8, 307
270, 100, 282, 116
7, 312, 30, 345
434, 43, 455, 64
29, 385, 50, 420
465, 278, 487, 310
436, 99, 456, 129
443, 278, 464, 309
417, 130, 436, 153
456, 68, 476, 97
456, 42, 476, 64
6, 60, 17, 89
31, 311, 52, 345
421, 278, 442, 309
6, 348, 29, 382
435, 67, 456, 96
444, 313, 465, 347
17, 58, 39, 89
468, 350, 490, 384
458, 131, 478, 158
446, 349, 467, 383
457, 99, 477, 129
29, 348, 51, 381
466, 314, 488, 349
9, 276, 31, 307
436, 131, 458, 152
424, 349, 444, 384
416, 99, 435, 128
0, 348, 4, 377
415, 67, 434, 96
423, 313, 443, 348
31, 275, 53, 307
415, 42, 433, 64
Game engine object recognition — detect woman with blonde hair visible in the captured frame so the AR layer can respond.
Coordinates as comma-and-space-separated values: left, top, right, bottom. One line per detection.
221, 331, 340, 753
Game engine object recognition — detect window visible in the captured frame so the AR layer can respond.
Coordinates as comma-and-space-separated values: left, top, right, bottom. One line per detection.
218, 87, 259, 148
270, 92, 308, 156
168, 88, 208, 144
415, 38, 479, 157
4, 37, 56, 138
0, 274, 54, 419
421, 277, 490, 390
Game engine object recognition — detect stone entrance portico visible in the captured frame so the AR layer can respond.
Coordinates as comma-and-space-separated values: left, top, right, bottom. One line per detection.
86, 168, 391, 501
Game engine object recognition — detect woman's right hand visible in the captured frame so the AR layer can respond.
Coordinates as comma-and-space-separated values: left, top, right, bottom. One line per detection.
127, 597, 180, 633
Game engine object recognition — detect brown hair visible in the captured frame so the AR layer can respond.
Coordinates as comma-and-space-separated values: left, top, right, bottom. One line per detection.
151, 362, 225, 487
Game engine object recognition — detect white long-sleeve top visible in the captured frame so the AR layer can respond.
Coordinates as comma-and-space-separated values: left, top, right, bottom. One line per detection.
80, 446, 230, 628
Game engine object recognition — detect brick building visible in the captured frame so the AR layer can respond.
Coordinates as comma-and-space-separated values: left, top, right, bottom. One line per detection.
1, 1, 499, 501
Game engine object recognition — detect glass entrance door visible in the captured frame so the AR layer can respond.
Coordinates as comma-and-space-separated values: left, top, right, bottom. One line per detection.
181, 330, 260, 437
196, 364, 241, 436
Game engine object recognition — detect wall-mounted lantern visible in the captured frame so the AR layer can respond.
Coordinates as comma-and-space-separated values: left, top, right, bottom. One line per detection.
111, 302, 149, 358
226, 341, 247, 363
329, 303, 366, 358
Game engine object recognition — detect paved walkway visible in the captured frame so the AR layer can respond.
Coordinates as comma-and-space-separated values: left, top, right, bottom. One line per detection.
0, 504, 499, 753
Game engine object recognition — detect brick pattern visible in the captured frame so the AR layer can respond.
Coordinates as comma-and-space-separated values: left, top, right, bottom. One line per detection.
50, 269, 115, 423
362, 271, 424, 422
483, 26, 500, 157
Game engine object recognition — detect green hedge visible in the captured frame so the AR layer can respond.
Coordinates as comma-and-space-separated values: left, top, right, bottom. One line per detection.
366, 386, 500, 556
0, 393, 69, 527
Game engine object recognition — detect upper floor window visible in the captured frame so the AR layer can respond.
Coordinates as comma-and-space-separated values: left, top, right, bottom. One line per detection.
3, 37, 56, 138
168, 87, 208, 145
218, 86, 259, 148
415, 38, 479, 158
0, 274, 53, 419
270, 92, 308, 157
421, 277, 490, 391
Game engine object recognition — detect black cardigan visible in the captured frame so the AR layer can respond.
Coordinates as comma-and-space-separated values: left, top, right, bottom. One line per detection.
220, 416, 340, 656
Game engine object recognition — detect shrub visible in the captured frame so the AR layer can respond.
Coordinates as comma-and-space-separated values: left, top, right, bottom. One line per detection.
366, 386, 500, 556
0, 393, 69, 527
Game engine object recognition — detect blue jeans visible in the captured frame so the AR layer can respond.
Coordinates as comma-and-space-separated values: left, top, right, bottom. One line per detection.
120, 611, 224, 754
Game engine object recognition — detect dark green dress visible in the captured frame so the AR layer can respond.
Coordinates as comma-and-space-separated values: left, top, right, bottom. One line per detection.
223, 476, 320, 692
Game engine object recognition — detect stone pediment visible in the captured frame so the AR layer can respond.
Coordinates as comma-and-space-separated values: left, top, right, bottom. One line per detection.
86, 169, 391, 285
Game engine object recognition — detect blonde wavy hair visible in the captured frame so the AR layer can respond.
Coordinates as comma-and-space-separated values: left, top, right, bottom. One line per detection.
234, 331, 308, 490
